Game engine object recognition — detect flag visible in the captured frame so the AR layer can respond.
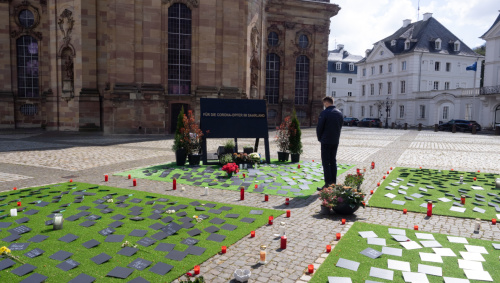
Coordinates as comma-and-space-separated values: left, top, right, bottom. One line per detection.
466, 62, 477, 71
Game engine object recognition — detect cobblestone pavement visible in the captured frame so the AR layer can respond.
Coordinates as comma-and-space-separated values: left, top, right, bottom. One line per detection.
0, 128, 499, 283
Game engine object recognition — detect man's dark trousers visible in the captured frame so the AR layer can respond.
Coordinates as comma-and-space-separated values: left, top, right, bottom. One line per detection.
321, 143, 339, 186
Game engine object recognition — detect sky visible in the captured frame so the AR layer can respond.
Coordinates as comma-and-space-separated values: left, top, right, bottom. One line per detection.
329, 0, 499, 55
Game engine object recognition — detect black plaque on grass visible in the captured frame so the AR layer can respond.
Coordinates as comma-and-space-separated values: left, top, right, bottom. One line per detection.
240, 217, 256, 223
165, 250, 188, 261
155, 243, 176, 252
27, 235, 48, 243
127, 258, 152, 271
49, 250, 73, 261
117, 247, 138, 257
12, 263, 36, 276
106, 266, 134, 279
68, 273, 96, 283
82, 239, 100, 249
0, 258, 16, 270
187, 228, 202, 237
9, 225, 31, 234
185, 245, 206, 256
109, 221, 124, 228
129, 230, 148, 237
137, 237, 156, 247
56, 259, 80, 271
180, 238, 199, 246
8, 243, 29, 251
149, 262, 173, 275
91, 253, 112, 265
207, 233, 226, 243
209, 218, 225, 225
24, 248, 44, 258
98, 227, 115, 236
105, 234, 125, 243
161, 222, 182, 236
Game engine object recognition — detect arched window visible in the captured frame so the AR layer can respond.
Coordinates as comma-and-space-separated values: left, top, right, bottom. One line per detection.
265, 53, 280, 105
17, 35, 39, 98
295, 55, 309, 105
168, 3, 191, 95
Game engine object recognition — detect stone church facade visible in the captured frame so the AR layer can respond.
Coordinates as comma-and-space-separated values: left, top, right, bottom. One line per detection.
0, 0, 338, 134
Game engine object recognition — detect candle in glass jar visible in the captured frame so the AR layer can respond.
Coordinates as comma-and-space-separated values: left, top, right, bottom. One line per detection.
133, 179, 137, 186
414, 225, 419, 230
255, 184, 258, 189
383, 176, 386, 179
243, 173, 246, 178
128, 174, 131, 179
298, 164, 301, 169
194, 265, 200, 275
205, 187, 208, 195
341, 219, 346, 225
10, 208, 17, 217
240, 187, 244, 201
250, 231, 255, 238
105, 174, 108, 182
280, 235, 287, 249
308, 264, 314, 274
427, 201, 433, 217
473, 177, 477, 181
461, 195, 465, 205
492, 219, 497, 225
13, 187, 17, 191
286, 210, 291, 218
326, 245, 331, 253
221, 246, 227, 253
264, 194, 269, 202
474, 218, 481, 233
259, 245, 267, 264
268, 216, 273, 225
370, 190, 374, 195
336, 233, 341, 240
173, 178, 177, 190
285, 198, 289, 205
403, 209, 407, 214
17, 201, 21, 207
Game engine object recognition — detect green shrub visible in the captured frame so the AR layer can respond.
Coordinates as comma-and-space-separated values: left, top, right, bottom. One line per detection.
289, 109, 303, 154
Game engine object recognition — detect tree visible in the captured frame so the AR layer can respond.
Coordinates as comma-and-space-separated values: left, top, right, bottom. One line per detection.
172, 106, 186, 151
289, 109, 303, 155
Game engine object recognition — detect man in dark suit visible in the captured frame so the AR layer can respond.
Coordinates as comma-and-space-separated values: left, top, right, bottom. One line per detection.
316, 96, 343, 191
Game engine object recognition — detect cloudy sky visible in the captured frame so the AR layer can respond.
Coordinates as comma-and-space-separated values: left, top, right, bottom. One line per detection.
329, 0, 499, 55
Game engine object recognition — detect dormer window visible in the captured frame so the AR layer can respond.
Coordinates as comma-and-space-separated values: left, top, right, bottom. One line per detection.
349, 63, 354, 71
454, 40, 460, 52
391, 40, 396, 47
435, 38, 442, 50
336, 62, 342, 70
404, 39, 411, 50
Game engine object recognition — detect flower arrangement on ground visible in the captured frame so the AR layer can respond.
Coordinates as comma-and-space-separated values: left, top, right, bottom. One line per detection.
248, 152, 261, 168
275, 116, 291, 153
232, 153, 249, 164
180, 110, 204, 155
344, 172, 364, 189
0, 246, 23, 263
319, 184, 366, 213
221, 162, 239, 177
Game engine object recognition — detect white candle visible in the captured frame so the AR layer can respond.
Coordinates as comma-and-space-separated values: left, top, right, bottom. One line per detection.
474, 218, 481, 233
205, 187, 209, 195
54, 215, 63, 226
10, 208, 17, 217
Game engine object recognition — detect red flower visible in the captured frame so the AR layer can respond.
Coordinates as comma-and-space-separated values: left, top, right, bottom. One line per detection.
186, 272, 193, 277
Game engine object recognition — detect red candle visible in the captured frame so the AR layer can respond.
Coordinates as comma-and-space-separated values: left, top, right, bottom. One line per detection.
17, 202, 21, 207
356, 168, 360, 174
461, 195, 465, 205
133, 179, 137, 186
451, 169, 454, 171
419, 167, 422, 169
173, 179, 177, 190
285, 198, 289, 205
194, 265, 200, 275
240, 188, 244, 201
298, 164, 301, 169
370, 190, 374, 195
264, 194, 269, 202
13, 187, 17, 191
377, 182, 380, 187
390, 167, 393, 170
243, 173, 246, 178
473, 177, 477, 181
286, 210, 291, 218
308, 264, 314, 274
336, 233, 341, 240
268, 216, 273, 225
221, 246, 227, 253
427, 201, 433, 217
341, 219, 346, 225
69, 179, 73, 183
383, 176, 386, 179
371, 161, 375, 169
478, 170, 481, 173
414, 225, 419, 230
280, 235, 287, 249
128, 174, 131, 179
312, 160, 314, 162
250, 231, 255, 238
493, 219, 497, 225
387, 171, 390, 174
105, 174, 108, 182
403, 209, 407, 214
326, 245, 331, 253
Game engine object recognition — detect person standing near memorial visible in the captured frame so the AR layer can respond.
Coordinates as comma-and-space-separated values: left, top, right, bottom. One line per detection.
316, 96, 343, 191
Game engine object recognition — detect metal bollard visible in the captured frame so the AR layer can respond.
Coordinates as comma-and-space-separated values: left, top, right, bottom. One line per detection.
391, 122, 395, 129
418, 123, 422, 131
434, 124, 439, 132
452, 124, 456, 133
404, 123, 408, 130
472, 125, 477, 135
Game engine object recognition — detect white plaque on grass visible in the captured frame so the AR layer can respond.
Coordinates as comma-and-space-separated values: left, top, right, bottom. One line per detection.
398, 190, 407, 195
415, 233, 435, 240
386, 186, 395, 190
389, 183, 399, 187
400, 241, 422, 250
471, 186, 484, 190
459, 251, 485, 262
385, 193, 396, 199
418, 264, 442, 276
387, 259, 410, 271
359, 231, 378, 238
473, 207, 486, 214
450, 206, 466, 213
465, 245, 488, 254
464, 269, 493, 281
492, 243, 500, 250
497, 214, 500, 219
328, 277, 352, 283
336, 258, 360, 272
458, 259, 483, 271
420, 240, 442, 248
432, 248, 456, 257
400, 186, 409, 190
402, 272, 429, 283
367, 237, 386, 246
369, 267, 394, 281
393, 235, 411, 242
407, 183, 415, 187
438, 197, 452, 203
419, 252, 443, 263
419, 188, 428, 192
448, 236, 468, 244
382, 247, 403, 257
443, 277, 471, 283
392, 200, 406, 205
388, 228, 406, 235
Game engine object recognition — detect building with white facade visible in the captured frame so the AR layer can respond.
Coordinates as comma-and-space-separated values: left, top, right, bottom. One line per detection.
480, 12, 500, 128
354, 13, 485, 127
327, 45, 363, 117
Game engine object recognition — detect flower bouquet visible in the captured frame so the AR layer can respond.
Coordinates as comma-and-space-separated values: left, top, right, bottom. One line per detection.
221, 162, 239, 178
319, 184, 366, 215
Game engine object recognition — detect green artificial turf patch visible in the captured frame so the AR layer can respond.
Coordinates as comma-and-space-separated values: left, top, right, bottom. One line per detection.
311, 222, 500, 282
115, 161, 355, 198
0, 182, 283, 282
369, 167, 500, 220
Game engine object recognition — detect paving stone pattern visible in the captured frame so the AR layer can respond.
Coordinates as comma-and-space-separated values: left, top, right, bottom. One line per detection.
0, 128, 499, 283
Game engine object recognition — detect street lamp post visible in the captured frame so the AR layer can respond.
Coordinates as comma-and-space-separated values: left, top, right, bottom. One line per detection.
384, 97, 393, 129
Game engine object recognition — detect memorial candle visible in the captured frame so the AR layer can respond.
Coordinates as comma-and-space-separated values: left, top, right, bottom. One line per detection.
128, 174, 131, 179
69, 179, 73, 183
387, 171, 390, 174
194, 265, 200, 275
286, 210, 291, 218
240, 187, 244, 201
264, 194, 269, 202
308, 265, 314, 274
414, 225, 419, 230
133, 179, 137, 186
298, 164, 301, 169
383, 176, 386, 179
10, 208, 17, 217
403, 209, 407, 214
461, 195, 466, 205
390, 167, 393, 170
377, 182, 380, 187
17, 201, 21, 207
243, 173, 246, 178
492, 219, 497, 225
250, 231, 255, 238
336, 233, 341, 240
268, 216, 273, 225
285, 198, 289, 205
356, 168, 360, 174
105, 174, 108, 182
473, 177, 477, 181
326, 245, 331, 253
173, 179, 177, 190
370, 190, 374, 195
13, 187, 17, 191
259, 245, 267, 264
221, 246, 227, 254
427, 201, 433, 217
280, 235, 287, 249
341, 219, 346, 225
255, 184, 258, 189
371, 161, 375, 169
205, 187, 208, 195
474, 218, 481, 233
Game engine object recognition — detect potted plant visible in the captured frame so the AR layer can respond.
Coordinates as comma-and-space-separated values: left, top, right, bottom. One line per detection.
344, 173, 365, 190
221, 162, 239, 178
319, 184, 366, 215
219, 153, 233, 166
172, 106, 187, 166
275, 116, 291, 162
180, 110, 204, 166
243, 146, 254, 154
224, 140, 235, 154
248, 152, 261, 168
289, 109, 303, 163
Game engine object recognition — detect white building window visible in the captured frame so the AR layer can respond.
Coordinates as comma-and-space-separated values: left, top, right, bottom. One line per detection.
391, 40, 396, 46
435, 39, 441, 50
446, 62, 451, 72
336, 62, 342, 70
348, 78, 353, 84
401, 61, 407, 71
361, 106, 365, 117
370, 84, 374, 95
379, 65, 383, 74
435, 61, 440, 71
332, 77, 336, 83
405, 40, 410, 50
399, 105, 404, 118
456, 82, 460, 88
349, 106, 352, 116
454, 41, 460, 52
465, 104, 472, 120
387, 82, 392, 94
349, 63, 354, 71
362, 68, 366, 76
419, 105, 426, 119
332, 91, 336, 97
371, 66, 375, 75
433, 81, 439, 90
348, 92, 352, 97
369, 106, 373, 117
378, 83, 383, 95
400, 80, 406, 94
362, 85, 366, 96
388, 63, 392, 72
444, 82, 450, 90
442, 106, 449, 120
